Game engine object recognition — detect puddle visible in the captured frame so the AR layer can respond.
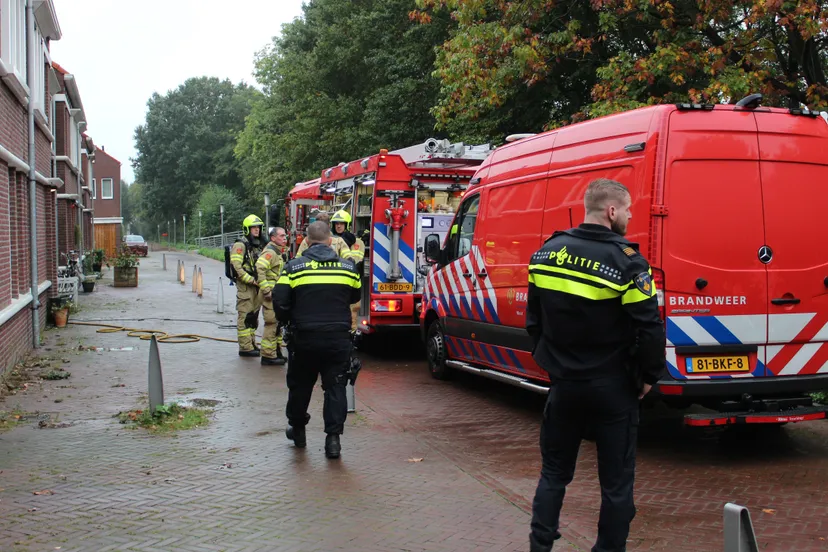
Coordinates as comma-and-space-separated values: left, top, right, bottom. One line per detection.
78, 345, 138, 352
174, 398, 221, 408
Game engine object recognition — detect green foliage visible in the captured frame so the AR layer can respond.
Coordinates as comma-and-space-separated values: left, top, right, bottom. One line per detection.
235, 0, 455, 200
132, 77, 260, 227
117, 402, 211, 432
197, 248, 224, 262
813, 391, 828, 405
193, 185, 250, 237
42, 370, 71, 381
112, 245, 140, 268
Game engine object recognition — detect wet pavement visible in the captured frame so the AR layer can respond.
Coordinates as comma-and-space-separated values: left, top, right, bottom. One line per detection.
1, 248, 827, 551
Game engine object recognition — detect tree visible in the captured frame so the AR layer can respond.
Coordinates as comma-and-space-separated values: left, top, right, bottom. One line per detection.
120, 180, 133, 231
192, 185, 247, 239
132, 77, 260, 227
415, 0, 828, 132
235, 0, 455, 201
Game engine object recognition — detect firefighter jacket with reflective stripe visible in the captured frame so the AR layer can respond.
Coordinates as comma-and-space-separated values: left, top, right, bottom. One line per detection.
230, 238, 264, 285
273, 243, 362, 333
255, 242, 287, 294
526, 223, 666, 385
296, 234, 352, 260
337, 231, 366, 264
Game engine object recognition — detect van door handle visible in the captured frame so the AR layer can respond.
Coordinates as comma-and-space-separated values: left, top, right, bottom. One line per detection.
771, 297, 801, 305
477, 270, 487, 278
461, 271, 473, 278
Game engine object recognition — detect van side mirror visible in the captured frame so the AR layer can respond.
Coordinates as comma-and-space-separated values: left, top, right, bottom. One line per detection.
424, 234, 442, 265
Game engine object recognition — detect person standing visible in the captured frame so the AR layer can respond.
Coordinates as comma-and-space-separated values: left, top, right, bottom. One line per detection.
273, 221, 362, 459
526, 178, 665, 552
230, 215, 266, 357
256, 226, 289, 365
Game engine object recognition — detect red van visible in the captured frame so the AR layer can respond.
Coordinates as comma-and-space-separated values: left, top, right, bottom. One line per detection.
420, 98, 828, 426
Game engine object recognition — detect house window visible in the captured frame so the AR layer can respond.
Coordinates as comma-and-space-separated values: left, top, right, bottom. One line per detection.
102, 178, 113, 199
0, 0, 27, 87
92, 178, 96, 199
69, 116, 79, 168
32, 34, 46, 118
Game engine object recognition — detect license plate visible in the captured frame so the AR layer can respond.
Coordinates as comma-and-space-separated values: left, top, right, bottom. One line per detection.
685, 356, 750, 373
377, 283, 413, 292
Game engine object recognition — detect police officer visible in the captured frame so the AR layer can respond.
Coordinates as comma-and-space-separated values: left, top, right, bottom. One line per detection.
230, 215, 266, 356
256, 226, 289, 365
526, 178, 665, 552
273, 221, 362, 459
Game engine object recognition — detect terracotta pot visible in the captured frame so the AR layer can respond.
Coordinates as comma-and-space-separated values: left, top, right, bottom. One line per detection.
54, 308, 69, 328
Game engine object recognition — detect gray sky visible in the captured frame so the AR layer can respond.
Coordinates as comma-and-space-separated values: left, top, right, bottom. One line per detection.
49, 0, 307, 183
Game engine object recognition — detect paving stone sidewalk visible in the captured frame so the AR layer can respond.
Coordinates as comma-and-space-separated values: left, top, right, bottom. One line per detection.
0, 250, 573, 552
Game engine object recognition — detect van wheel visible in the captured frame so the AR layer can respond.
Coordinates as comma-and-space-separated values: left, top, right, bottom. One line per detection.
426, 321, 451, 380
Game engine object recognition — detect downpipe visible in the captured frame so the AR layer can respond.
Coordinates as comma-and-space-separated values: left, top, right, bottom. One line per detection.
27, 0, 39, 349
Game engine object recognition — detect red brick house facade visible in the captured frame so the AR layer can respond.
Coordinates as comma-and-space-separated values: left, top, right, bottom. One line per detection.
0, 0, 62, 371
90, 145, 121, 257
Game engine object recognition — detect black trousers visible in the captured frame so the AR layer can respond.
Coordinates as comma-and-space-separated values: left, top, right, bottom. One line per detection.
285, 332, 351, 435
530, 375, 639, 552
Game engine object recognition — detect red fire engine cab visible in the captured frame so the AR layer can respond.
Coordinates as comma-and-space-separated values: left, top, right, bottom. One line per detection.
286, 139, 493, 334
420, 98, 828, 426
283, 178, 333, 258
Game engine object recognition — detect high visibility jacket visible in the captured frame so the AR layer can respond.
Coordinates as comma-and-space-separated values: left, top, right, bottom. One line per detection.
526, 223, 665, 385
273, 243, 362, 333
337, 231, 366, 265
255, 242, 287, 294
230, 238, 264, 286
296, 234, 350, 259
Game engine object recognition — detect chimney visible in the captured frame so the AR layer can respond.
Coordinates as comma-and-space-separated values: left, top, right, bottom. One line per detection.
101, 145, 105, 151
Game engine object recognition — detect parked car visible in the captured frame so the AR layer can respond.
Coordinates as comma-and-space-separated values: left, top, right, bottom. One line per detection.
123, 235, 148, 256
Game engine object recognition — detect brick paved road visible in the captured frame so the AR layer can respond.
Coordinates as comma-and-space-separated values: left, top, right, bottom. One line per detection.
0, 249, 574, 552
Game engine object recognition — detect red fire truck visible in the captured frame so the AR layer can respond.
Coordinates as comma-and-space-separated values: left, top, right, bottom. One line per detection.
284, 139, 493, 334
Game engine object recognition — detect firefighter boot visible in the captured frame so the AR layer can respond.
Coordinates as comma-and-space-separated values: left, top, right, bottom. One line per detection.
325, 434, 341, 459
239, 349, 260, 357
274, 347, 287, 365
286, 425, 306, 448
261, 355, 281, 366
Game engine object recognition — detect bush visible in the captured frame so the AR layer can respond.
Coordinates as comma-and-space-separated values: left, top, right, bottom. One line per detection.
192, 185, 250, 237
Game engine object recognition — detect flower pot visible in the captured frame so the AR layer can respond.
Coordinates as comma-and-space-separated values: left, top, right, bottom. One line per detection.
92, 263, 102, 272
82, 280, 96, 293
114, 266, 138, 287
54, 308, 69, 328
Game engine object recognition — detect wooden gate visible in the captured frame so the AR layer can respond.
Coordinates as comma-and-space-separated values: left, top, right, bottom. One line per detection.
94, 224, 118, 258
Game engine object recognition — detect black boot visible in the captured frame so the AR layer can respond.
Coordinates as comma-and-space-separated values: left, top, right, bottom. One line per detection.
261, 356, 281, 365
239, 349, 260, 357
286, 425, 306, 448
274, 348, 287, 365
325, 434, 341, 459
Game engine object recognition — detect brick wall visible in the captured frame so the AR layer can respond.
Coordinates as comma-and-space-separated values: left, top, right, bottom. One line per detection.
57, 199, 77, 258
0, 291, 49, 373
92, 148, 122, 218
0, 161, 9, 310
0, 83, 27, 161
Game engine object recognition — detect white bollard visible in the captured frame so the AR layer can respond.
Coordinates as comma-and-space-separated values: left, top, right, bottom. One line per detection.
163, 253, 167, 271
346, 383, 355, 413
217, 277, 225, 313
148, 335, 164, 414
197, 267, 203, 298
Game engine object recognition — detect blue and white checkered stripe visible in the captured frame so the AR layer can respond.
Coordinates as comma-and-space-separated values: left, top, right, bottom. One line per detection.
372, 222, 415, 293
666, 315, 768, 380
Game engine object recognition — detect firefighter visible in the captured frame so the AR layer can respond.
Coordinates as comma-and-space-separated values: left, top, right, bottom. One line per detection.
230, 215, 266, 357
256, 226, 289, 365
273, 221, 362, 459
330, 209, 365, 331
526, 178, 665, 552
295, 211, 350, 259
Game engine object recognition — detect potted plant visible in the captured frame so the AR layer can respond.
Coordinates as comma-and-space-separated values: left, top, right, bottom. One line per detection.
113, 244, 139, 287
92, 249, 105, 272
50, 299, 73, 328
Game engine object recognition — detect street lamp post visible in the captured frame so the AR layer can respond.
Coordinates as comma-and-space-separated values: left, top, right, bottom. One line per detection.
198, 210, 202, 243
183, 214, 187, 249
220, 204, 225, 248
264, 192, 270, 232
174, 218, 177, 245
157, 223, 160, 243
167, 220, 170, 250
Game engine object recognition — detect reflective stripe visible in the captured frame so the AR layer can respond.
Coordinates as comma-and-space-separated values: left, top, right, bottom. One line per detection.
291, 275, 361, 288
344, 250, 365, 261
529, 273, 621, 301
287, 269, 360, 281
622, 286, 654, 304
260, 339, 278, 348
529, 263, 629, 292
238, 328, 255, 336
230, 255, 244, 261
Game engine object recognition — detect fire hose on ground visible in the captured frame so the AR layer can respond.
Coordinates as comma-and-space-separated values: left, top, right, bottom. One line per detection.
67, 320, 241, 344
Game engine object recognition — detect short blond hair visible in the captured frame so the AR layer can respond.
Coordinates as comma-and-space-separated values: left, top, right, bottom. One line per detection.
584, 178, 630, 214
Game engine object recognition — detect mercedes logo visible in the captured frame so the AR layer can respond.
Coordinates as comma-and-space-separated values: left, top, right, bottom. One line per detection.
758, 245, 773, 264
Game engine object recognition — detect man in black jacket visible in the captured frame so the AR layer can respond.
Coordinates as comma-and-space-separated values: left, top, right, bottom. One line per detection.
273, 221, 362, 459
526, 178, 666, 552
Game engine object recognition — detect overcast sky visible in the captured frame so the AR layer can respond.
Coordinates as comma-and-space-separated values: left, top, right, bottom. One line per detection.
49, 0, 307, 183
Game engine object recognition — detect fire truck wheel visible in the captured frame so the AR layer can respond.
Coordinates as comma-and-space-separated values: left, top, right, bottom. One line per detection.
426, 321, 452, 380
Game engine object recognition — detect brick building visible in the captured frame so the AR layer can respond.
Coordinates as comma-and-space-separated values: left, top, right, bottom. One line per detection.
0, 0, 63, 370
90, 145, 122, 257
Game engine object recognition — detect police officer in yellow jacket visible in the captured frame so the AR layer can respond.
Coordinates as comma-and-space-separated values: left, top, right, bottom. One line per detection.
256, 226, 289, 365
273, 221, 361, 459
230, 215, 266, 356
527, 179, 665, 552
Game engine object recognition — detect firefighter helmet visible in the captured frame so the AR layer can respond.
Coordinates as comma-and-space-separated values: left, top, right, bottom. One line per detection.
331, 210, 352, 229
242, 214, 264, 236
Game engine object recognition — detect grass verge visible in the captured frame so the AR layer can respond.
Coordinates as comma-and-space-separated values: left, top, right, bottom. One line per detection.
117, 402, 211, 433
197, 247, 224, 262
0, 408, 25, 432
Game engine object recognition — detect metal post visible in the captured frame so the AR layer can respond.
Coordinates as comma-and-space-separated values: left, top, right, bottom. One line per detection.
346, 383, 355, 413
26, 0, 39, 348
148, 335, 164, 414
198, 210, 202, 243
264, 192, 270, 231
724, 503, 759, 552
217, 277, 225, 313
183, 214, 187, 249
157, 223, 160, 244
167, 221, 170, 250
192, 265, 197, 292
174, 218, 177, 246
163, 253, 166, 271
220, 204, 225, 249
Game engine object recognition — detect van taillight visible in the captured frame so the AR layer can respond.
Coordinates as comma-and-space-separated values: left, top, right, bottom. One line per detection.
371, 300, 402, 313
652, 268, 665, 320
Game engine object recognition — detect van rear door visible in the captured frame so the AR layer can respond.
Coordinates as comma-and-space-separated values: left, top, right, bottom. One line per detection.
756, 114, 828, 376
661, 110, 769, 379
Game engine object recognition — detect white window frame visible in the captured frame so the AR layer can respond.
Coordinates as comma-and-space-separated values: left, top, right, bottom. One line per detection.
32, 32, 46, 119
69, 115, 79, 168
101, 178, 114, 200
0, 0, 28, 90
91, 178, 96, 199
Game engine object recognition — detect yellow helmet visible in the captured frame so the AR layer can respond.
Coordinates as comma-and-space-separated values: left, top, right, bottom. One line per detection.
242, 214, 264, 236
331, 209, 352, 229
